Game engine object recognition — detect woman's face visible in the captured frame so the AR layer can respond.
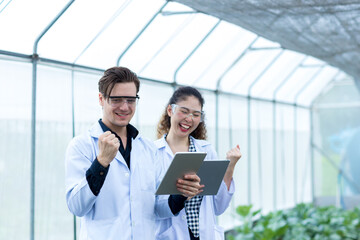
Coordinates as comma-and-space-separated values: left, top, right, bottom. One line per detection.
167, 95, 203, 138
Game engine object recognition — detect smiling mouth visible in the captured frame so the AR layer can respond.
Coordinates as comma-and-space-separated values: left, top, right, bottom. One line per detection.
179, 123, 190, 130
115, 112, 128, 117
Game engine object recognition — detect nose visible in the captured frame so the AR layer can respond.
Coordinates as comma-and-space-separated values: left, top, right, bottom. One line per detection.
185, 113, 194, 121
119, 101, 130, 110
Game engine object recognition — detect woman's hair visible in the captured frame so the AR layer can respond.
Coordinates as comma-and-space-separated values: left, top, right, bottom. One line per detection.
157, 86, 207, 140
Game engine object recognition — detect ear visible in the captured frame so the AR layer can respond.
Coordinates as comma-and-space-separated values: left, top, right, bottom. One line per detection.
166, 105, 172, 117
99, 93, 105, 107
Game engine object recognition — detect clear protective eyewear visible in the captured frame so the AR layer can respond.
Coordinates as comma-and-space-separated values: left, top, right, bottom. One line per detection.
108, 95, 139, 108
171, 104, 204, 122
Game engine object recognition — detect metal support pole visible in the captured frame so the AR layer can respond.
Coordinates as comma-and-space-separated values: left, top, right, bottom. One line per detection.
173, 20, 221, 84
310, 109, 315, 203
247, 50, 284, 205
293, 66, 325, 204
71, 70, 77, 240
116, 2, 168, 66
73, 0, 132, 64
272, 56, 307, 209
31, 1, 75, 240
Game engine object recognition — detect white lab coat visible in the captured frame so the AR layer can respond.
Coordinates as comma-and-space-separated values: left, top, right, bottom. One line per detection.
154, 136, 235, 240
65, 122, 173, 240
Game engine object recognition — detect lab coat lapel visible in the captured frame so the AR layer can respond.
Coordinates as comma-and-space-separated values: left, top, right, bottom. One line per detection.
114, 151, 129, 168
129, 137, 138, 172
90, 122, 130, 168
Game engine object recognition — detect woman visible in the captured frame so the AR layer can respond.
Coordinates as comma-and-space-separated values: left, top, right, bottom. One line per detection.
155, 86, 242, 240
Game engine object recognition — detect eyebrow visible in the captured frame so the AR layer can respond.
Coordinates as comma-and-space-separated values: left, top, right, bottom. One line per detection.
109, 95, 139, 99
179, 106, 202, 113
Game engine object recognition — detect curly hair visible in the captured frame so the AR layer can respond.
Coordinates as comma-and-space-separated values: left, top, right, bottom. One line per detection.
157, 86, 207, 140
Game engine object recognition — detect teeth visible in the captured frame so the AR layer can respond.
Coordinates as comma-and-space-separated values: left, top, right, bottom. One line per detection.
180, 124, 190, 129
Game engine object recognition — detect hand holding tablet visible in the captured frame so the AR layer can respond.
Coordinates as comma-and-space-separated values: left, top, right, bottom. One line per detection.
156, 152, 230, 196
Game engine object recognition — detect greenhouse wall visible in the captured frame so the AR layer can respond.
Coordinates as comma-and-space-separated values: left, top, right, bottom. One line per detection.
0, 59, 314, 239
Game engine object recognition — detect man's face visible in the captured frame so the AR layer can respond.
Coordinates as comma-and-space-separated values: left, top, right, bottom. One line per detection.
99, 82, 137, 132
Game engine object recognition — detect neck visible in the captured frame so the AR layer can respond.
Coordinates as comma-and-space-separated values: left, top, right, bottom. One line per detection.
102, 119, 127, 138
115, 126, 127, 139
166, 131, 189, 153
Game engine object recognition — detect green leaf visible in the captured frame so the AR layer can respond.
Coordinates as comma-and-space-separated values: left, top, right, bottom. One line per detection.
236, 205, 253, 218
252, 209, 261, 217
230, 203, 360, 240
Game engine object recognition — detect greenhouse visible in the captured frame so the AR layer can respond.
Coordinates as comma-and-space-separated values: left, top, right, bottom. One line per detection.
1, 0, 360, 239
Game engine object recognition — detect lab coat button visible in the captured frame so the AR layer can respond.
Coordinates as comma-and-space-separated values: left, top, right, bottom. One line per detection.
125, 172, 129, 177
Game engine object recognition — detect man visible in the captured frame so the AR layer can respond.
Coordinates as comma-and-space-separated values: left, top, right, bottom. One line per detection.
65, 67, 202, 240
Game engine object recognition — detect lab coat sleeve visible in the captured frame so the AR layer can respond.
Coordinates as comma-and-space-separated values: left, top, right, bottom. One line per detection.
65, 136, 97, 217
213, 180, 235, 215
208, 146, 235, 215
154, 149, 174, 219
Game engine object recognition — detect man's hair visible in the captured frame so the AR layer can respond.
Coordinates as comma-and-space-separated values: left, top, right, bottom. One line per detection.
98, 66, 140, 98
157, 86, 207, 140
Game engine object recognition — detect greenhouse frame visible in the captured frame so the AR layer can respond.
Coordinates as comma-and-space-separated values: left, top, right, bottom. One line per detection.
1, 0, 360, 239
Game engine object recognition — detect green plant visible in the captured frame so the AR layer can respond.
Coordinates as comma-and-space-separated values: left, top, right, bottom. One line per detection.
227, 203, 360, 240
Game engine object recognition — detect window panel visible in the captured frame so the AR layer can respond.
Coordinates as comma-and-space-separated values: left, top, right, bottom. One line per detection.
0, 60, 32, 240
35, 65, 74, 240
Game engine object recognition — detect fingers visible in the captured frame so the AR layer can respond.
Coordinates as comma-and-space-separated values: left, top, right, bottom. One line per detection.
100, 131, 120, 146
183, 173, 201, 182
176, 174, 204, 198
97, 131, 120, 167
226, 144, 242, 162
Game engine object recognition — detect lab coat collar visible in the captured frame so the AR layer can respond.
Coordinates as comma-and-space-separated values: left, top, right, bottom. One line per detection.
154, 135, 173, 158
154, 134, 211, 157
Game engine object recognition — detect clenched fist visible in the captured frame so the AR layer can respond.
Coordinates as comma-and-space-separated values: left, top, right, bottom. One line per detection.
226, 144, 242, 167
97, 131, 120, 167
224, 144, 242, 190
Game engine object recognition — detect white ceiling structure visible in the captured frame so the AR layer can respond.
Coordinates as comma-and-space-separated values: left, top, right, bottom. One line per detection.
0, 0, 358, 105
174, 0, 360, 84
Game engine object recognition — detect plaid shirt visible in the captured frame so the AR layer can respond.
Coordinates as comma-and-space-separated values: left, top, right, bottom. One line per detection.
184, 137, 203, 238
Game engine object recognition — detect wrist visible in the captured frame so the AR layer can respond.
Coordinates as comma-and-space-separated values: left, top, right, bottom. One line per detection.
97, 155, 110, 167
228, 162, 236, 169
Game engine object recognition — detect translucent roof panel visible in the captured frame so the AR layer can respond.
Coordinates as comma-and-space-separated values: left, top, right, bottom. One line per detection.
302, 55, 325, 66
39, 0, 166, 66
276, 66, 323, 103
0, 0, 68, 54
175, 21, 257, 89
250, 51, 306, 100
0, 0, 352, 103
219, 48, 283, 95
297, 66, 339, 106
120, 5, 219, 83
251, 37, 281, 49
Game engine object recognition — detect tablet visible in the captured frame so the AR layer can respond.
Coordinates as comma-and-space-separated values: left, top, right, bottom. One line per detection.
155, 152, 207, 195
197, 160, 230, 195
